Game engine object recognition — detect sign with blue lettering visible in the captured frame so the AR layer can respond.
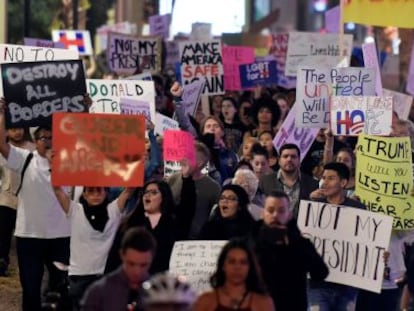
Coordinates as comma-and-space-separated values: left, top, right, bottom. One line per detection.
239, 60, 278, 89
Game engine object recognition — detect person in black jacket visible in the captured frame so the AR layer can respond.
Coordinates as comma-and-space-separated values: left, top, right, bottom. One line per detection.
105, 160, 196, 275
198, 184, 255, 240
253, 190, 329, 311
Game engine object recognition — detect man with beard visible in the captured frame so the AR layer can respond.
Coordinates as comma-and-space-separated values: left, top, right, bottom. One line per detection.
0, 127, 34, 276
259, 143, 318, 218
253, 190, 329, 311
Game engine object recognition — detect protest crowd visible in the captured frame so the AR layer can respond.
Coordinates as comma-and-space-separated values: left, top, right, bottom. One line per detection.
1, 1, 414, 311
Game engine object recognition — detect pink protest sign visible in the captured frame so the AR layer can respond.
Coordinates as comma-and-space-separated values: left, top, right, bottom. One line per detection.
222, 46, 255, 91
272, 103, 318, 162
163, 130, 195, 165
325, 6, 341, 33
406, 40, 414, 96
362, 42, 383, 96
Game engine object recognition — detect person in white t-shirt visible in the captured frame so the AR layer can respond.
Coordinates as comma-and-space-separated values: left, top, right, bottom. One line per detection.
0, 101, 72, 311
53, 185, 134, 310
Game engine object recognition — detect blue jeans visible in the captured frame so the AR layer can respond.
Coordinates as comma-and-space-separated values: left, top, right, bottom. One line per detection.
308, 284, 358, 311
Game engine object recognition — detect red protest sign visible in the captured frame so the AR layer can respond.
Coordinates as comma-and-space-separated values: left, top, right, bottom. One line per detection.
163, 130, 195, 166
52, 113, 146, 187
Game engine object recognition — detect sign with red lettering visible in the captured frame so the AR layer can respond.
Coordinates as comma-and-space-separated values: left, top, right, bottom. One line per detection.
163, 130, 195, 166
52, 113, 146, 187
330, 96, 393, 136
179, 40, 224, 95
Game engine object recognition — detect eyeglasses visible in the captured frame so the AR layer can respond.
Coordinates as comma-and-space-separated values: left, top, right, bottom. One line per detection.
38, 136, 52, 142
84, 187, 105, 194
143, 189, 160, 196
219, 195, 238, 202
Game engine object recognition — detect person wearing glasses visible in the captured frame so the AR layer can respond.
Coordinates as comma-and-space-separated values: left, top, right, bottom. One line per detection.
198, 184, 255, 240
106, 160, 196, 275
52, 185, 134, 310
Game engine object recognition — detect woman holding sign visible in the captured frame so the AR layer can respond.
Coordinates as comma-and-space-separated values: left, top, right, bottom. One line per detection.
105, 159, 196, 275
192, 238, 275, 311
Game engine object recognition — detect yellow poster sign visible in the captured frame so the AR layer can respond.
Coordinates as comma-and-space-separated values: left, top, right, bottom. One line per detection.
356, 135, 414, 230
343, 0, 414, 28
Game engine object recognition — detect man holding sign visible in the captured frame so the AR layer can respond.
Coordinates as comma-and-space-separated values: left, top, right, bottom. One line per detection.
307, 162, 366, 311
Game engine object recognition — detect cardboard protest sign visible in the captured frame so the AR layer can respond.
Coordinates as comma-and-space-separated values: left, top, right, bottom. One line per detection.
24, 38, 64, 49
0, 44, 79, 63
343, 0, 414, 28
52, 30, 93, 56
179, 40, 224, 95
222, 46, 255, 91
356, 135, 414, 230
119, 98, 151, 122
239, 60, 278, 89
182, 79, 205, 116
269, 33, 296, 89
325, 6, 341, 33
1, 60, 86, 128
52, 113, 145, 187
169, 241, 227, 294
330, 96, 393, 136
383, 89, 413, 120
273, 103, 319, 162
149, 14, 171, 39
96, 22, 137, 53
86, 79, 155, 122
298, 200, 393, 293
163, 130, 195, 166
296, 67, 376, 128
155, 112, 179, 136
362, 42, 383, 96
285, 32, 353, 77
107, 32, 162, 75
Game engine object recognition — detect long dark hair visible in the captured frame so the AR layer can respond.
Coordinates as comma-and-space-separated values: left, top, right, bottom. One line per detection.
210, 238, 267, 294
122, 180, 175, 230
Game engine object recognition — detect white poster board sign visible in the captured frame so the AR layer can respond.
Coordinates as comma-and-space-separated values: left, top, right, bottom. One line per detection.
286, 32, 353, 77
298, 200, 393, 293
296, 66, 376, 128
169, 240, 227, 294
86, 79, 155, 119
330, 96, 393, 136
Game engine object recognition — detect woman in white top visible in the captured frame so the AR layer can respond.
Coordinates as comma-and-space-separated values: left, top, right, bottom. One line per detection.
53, 185, 133, 311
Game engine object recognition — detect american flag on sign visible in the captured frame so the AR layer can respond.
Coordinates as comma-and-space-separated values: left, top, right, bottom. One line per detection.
51, 30, 93, 56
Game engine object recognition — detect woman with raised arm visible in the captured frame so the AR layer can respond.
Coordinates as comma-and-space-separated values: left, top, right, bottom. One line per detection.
53, 184, 133, 311
105, 159, 196, 275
